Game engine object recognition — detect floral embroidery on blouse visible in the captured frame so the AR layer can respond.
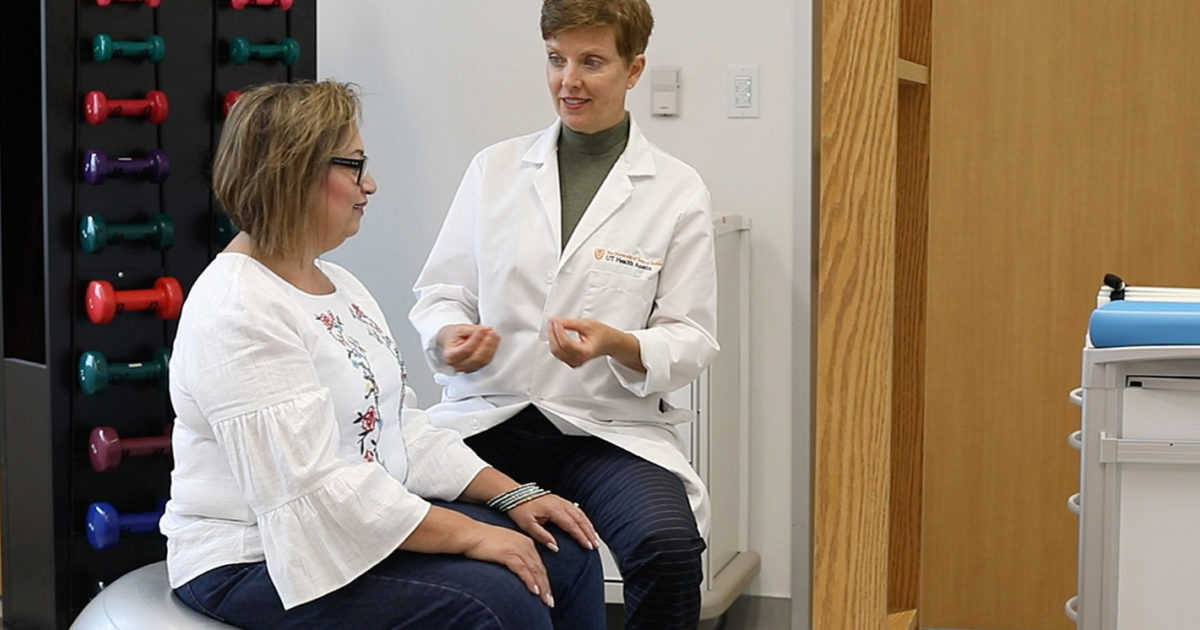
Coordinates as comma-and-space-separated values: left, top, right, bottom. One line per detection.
351, 303, 398, 359
316, 309, 384, 465
350, 303, 407, 412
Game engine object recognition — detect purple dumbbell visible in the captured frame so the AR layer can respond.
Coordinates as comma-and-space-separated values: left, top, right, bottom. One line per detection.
86, 500, 165, 550
83, 149, 170, 184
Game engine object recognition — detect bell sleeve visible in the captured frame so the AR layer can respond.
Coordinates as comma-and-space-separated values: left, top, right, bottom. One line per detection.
182, 296, 433, 609
397, 385, 490, 499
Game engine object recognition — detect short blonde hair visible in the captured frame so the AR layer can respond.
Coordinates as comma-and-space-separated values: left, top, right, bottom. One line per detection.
212, 80, 360, 260
540, 0, 654, 64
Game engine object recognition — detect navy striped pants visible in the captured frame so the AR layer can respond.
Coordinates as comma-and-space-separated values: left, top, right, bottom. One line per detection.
466, 406, 705, 630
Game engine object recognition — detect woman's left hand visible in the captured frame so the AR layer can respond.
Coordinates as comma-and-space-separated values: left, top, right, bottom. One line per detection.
548, 317, 645, 372
507, 493, 601, 553
547, 317, 610, 367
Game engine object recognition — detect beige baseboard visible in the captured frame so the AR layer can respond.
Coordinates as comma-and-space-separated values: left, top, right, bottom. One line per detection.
714, 595, 792, 630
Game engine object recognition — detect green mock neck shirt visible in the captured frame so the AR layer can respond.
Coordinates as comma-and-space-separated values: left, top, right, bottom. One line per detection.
556, 114, 631, 250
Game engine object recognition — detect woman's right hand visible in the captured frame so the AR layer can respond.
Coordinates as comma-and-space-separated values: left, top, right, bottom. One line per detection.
401, 506, 554, 607
463, 523, 554, 608
437, 324, 500, 373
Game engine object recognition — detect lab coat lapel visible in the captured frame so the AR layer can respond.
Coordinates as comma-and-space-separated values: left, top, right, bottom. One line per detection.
524, 121, 564, 251
560, 161, 632, 265
560, 118, 656, 266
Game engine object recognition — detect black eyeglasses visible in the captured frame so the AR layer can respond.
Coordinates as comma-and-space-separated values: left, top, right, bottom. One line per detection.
329, 155, 369, 185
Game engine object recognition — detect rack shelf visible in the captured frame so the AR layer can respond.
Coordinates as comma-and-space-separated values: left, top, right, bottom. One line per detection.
887, 608, 918, 630
898, 58, 929, 84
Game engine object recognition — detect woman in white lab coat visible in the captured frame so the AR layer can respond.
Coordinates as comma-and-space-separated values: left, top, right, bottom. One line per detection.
409, 2, 718, 628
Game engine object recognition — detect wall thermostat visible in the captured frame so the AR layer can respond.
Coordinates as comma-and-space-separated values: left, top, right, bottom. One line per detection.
651, 65, 681, 117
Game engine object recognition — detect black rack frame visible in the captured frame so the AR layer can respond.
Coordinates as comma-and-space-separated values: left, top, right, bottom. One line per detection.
1, 2, 315, 627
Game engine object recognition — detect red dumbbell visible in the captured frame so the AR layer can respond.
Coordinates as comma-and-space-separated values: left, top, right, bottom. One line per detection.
85, 277, 183, 324
231, 0, 293, 9
89, 424, 173, 472
84, 90, 169, 125
96, 0, 162, 7
222, 90, 242, 118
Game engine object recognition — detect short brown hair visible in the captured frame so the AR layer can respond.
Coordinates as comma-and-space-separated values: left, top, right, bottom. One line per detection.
212, 80, 360, 261
540, 0, 654, 64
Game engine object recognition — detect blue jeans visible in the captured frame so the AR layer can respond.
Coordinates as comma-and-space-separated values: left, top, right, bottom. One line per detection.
465, 407, 705, 630
174, 501, 604, 630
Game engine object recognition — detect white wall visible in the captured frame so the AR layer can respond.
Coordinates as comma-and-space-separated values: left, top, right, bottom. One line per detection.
791, 1, 814, 623
316, 0, 811, 599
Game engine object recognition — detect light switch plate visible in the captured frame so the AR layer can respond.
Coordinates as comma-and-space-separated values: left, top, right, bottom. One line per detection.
726, 64, 760, 118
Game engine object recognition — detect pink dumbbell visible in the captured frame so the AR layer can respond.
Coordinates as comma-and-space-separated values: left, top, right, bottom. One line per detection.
89, 424, 173, 472
231, 0, 293, 9
96, 0, 162, 8
84, 90, 169, 125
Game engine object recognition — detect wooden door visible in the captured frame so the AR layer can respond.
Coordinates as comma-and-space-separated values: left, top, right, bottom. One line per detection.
922, 2, 1200, 628
814, 0, 897, 627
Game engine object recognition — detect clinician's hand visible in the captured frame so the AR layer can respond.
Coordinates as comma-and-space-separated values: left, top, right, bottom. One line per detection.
437, 324, 500, 373
547, 317, 645, 372
507, 494, 601, 553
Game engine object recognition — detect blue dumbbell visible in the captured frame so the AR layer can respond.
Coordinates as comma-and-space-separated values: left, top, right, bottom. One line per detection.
86, 500, 165, 550
79, 213, 174, 253
228, 37, 299, 66
78, 349, 171, 395
92, 34, 166, 63
83, 149, 170, 185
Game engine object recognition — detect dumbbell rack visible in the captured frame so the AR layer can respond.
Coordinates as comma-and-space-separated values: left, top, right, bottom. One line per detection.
0, 2, 314, 628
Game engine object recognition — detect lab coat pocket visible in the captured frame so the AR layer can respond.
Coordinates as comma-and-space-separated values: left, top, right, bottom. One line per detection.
580, 269, 656, 330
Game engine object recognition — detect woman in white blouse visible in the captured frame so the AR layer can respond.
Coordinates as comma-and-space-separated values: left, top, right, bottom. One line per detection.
160, 80, 605, 630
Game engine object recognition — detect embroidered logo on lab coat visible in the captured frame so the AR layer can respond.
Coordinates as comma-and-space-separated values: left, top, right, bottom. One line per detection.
595, 248, 662, 272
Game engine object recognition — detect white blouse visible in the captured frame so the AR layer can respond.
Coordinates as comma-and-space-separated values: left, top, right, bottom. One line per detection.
160, 253, 488, 609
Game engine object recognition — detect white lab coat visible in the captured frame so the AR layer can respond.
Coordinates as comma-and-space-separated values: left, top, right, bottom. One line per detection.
410, 117, 719, 535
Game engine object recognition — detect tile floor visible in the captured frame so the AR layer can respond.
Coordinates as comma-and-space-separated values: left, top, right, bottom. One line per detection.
604, 604, 725, 629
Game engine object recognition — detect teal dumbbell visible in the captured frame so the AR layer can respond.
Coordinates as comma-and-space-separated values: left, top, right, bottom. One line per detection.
80, 214, 174, 253
78, 349, 171, 395
214, 212, 237, 247
228, 37, 299, 66
92, 34, 166, 63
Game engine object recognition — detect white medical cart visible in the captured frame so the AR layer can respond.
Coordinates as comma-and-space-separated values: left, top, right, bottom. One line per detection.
1069, 292, 1200, 628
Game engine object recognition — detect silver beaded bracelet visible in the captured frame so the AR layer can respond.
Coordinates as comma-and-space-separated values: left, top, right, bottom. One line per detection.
487, 482, 551, 512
